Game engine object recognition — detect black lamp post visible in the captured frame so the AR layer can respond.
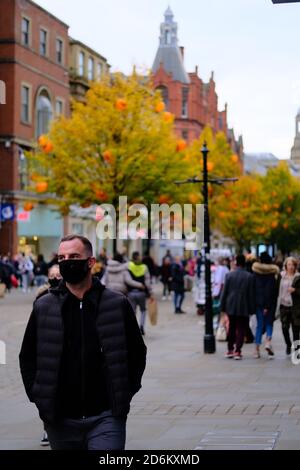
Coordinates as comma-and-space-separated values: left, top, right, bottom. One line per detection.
174, 142, 238, 354
201, 142, 215, 353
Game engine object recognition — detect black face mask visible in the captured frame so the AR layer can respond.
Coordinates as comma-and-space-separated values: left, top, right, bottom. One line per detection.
48, 277, 61, 288
59, 259, 90, 285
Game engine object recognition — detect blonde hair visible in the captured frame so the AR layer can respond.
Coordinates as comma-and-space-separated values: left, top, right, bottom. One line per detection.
284, 257, 298, 272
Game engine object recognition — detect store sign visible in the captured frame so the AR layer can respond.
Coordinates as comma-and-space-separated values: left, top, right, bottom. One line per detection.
0, 204, 15, 221
17, 211, 31, 222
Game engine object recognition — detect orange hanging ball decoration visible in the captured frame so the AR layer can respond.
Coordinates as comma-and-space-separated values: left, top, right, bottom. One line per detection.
188, 193, 198, 203
96, 190, 108, 202
283, 222, 289, 229
207, 161, 214, 172
24, 202, 34, 211
35, 181, 48, 193
43, 141, 54, 153
162, 112, 173, 123
159, 194, 170, 204
38, 135, 48, 147
231, 154, 239, 164
176, 139, 187, 152
155, 101, 165, 113
219, 211, 226, 219
115, 98, 127, 111
102, 150, 113, 163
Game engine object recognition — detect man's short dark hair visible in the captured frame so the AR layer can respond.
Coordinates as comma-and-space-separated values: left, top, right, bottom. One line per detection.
132, 251, 140, 261
60, 235, 93, 256
236, 254, 246, 267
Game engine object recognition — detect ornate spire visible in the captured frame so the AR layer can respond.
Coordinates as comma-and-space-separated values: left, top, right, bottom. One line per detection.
152, 8, 190, 84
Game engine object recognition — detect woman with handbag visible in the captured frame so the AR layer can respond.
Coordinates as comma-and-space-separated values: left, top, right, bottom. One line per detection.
278, 257, 300, 355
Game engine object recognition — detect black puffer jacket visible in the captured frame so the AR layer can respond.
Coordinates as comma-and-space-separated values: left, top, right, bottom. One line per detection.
19, 277, 146, 424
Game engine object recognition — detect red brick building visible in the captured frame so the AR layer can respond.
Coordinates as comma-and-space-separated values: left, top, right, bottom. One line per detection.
0, 0, 69, 254
152, 7, 242, 153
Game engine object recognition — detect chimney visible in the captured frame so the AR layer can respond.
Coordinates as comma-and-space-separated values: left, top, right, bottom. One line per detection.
195, 65, 198, 75
180, 46, 184, 61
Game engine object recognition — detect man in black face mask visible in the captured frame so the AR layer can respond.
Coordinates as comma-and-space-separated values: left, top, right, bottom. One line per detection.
19, 234, 146, 450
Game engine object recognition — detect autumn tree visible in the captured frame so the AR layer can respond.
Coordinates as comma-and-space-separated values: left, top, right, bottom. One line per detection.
261, 163, 300, 254
27, 72, 190, 213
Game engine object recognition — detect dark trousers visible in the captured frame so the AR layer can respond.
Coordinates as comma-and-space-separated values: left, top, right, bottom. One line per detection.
163, 281, 171, 296
280, 305, 300, 348
228, 315, 249, 353
45, 410, 127, 450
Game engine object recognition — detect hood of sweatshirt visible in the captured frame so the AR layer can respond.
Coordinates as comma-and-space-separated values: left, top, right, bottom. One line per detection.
106, 259, 128, 273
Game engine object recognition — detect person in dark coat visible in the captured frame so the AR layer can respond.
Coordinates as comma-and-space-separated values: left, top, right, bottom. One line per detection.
19, 235, 146, 450
252, 251, 280, 358
220, 254, 255, 359
159, 257, 172, 300
170, 256, 186, 313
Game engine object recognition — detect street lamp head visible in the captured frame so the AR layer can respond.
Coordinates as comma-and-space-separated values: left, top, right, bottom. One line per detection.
201, 141, 209, 155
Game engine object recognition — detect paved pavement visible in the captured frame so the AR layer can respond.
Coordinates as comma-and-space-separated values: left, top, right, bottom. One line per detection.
0, 284, 300, 450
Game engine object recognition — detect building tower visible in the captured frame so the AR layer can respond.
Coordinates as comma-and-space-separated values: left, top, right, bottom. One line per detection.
291, 109, 300, 164
152, 6, 190, 84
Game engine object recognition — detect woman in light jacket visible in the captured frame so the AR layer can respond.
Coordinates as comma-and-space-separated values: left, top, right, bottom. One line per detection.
278, 257, 300, 355
102, 253, 145, 294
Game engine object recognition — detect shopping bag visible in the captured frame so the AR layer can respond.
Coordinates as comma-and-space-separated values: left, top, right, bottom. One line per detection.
10, 274, 19, 288
216, 325, 227, 341
147, 298, 158, 326
0, 283, 5, 298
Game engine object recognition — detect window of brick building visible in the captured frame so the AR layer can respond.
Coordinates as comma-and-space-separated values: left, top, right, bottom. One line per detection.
182, 130, 188, 141
40, 29, 48, 56
55, 99, 64, 116
182, 87, 188, 118
88, 57, 94, 80
156, 86, 169, 109
56, 38, 63, 64
97, 62, 103, 79
21, 85, 30, 123
78, 51, 85, 76
36, 90, 52, 137
22, 17, 30, 46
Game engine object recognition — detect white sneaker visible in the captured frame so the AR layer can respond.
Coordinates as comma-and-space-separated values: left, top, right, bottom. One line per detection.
162, 296, 166, 301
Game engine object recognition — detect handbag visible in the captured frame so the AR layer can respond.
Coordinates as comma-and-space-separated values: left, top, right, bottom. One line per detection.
10, 274, 19, 288
147, 298, 158, 326
216, 325, 227, 341
0, 283, 5, 298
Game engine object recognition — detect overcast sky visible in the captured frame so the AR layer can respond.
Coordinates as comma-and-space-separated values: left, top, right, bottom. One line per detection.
35, 0, 300, 159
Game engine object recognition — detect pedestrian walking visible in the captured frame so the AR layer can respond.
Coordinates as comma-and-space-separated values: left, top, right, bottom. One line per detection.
170, 256, 186, 314
278, 257, 300, 355
159, 257, 172, 300
252, 252, 280, 358
19, 235, 146, 450
103, 252, 145, 295
220, 255, 255, 360
33, 254, 48, 287
127, 251, 152, 335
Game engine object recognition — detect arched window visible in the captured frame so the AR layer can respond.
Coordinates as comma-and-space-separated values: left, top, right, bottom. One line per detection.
156, 86, 169, 110
36, 89, 52, 137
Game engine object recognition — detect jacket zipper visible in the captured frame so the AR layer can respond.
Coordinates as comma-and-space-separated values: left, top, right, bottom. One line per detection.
80, 300, 86, 419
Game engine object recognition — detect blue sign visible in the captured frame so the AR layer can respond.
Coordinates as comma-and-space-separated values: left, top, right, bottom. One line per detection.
0, 204, 15, 221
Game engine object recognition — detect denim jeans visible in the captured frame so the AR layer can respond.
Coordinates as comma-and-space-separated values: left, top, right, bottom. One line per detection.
255, 307, 273, 345
45, 410, 127, 450
174, 291, 184, 310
